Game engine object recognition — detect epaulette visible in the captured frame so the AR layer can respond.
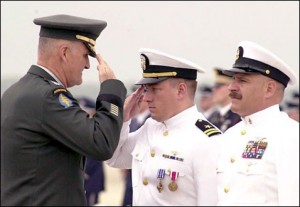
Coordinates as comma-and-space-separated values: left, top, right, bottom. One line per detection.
195, 119, 222, 137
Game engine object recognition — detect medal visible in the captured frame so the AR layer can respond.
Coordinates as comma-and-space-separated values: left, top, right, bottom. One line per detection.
156, 169, 165, 193
168, 181, 178, 191
157, 180, 163, 193
168, 171, 179, 192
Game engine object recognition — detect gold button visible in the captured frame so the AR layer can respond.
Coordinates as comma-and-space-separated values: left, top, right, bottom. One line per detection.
150, 150, 155, 157
135, 153, 139, 157
163, 131, 168, 136
224, 187, 230, 193
241, 129, 246, 135
230, 157, 235, 163
143, 178, 148, 185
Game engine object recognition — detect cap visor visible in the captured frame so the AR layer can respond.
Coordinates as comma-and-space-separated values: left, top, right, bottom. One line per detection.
221, 68, 258, 77
84, 42, 96, 57
135, 77, 168, 85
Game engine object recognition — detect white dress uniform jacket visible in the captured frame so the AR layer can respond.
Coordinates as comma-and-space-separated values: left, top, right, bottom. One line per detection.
216, 105, 299, 206
106, 106, 221, 206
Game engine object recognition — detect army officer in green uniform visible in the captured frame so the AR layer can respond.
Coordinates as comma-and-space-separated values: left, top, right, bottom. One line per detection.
1, 14, 127, 206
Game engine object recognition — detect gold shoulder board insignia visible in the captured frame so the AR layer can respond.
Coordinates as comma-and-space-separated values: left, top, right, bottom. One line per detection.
195, 119, 222, 137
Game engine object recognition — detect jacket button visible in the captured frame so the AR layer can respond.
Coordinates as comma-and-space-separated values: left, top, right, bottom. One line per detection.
224, 187, 230, 193
143, 178, 149, 185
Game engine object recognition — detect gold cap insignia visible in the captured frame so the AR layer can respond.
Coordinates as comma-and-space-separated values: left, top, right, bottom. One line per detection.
140, 55, 146, 71
235, 48, 240, 60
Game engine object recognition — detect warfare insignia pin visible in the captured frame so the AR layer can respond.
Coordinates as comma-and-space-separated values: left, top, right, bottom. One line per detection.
58, 93, 73, 108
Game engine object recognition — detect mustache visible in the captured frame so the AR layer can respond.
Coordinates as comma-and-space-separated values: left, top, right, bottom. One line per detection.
229, 91, 242, 100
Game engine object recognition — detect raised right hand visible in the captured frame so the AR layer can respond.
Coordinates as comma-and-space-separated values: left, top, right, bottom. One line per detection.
96, 54, 116, 83
123, 86, 145, 122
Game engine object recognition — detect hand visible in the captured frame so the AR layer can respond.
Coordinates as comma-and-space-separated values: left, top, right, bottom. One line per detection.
96, 54, 116, 83
123, 86, 145, 122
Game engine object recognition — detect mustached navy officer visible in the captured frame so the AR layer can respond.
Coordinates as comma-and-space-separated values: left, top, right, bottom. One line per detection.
1, 14, 127, 206
216, 41, 299, 205
106, 48, 222, 206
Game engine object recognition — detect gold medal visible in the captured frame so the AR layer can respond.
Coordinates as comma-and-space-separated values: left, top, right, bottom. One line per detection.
168, 181, 178, 191
157, 180, 163, 193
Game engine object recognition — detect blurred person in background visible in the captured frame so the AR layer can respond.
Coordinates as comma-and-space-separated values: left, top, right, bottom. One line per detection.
283, 91, 299, 122
1, 14, 127, 206
216, 41, 299, 205
197, 84, 217, 120
208, 67, 241, 132
78, 97, 106, 206
106, 48, 222, 206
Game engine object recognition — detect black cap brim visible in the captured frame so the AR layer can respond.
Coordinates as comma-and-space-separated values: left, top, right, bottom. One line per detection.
221, 68, 260, 77
135, 77, 168, 85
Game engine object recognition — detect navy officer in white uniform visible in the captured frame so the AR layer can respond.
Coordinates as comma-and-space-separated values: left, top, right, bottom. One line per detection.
106, 48, 222, 206
216, 41, 299, 206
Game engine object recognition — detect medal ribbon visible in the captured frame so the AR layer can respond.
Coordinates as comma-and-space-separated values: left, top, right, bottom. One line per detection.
170, 171, 179, 181
157, 169, 166, 179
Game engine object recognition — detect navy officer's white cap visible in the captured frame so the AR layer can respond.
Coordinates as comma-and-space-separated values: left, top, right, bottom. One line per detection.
222, 41, 298, 87
135, 48, 206, 85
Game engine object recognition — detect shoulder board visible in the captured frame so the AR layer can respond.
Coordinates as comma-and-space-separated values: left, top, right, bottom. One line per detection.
195, 119, 222, 137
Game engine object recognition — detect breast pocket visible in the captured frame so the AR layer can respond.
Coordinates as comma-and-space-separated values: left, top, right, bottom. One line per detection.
155, 155, 188, 192
237, 160, 264, 175
131, 147, 148, 187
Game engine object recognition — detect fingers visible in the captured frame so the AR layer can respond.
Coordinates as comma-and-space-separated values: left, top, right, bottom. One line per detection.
96, 53, 116, 82
123, 88, 145, 121
96, 54, 102, 64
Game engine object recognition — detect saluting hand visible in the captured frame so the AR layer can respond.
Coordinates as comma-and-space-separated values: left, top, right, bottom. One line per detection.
123, 86, 145, 122
96, 54, 116, 83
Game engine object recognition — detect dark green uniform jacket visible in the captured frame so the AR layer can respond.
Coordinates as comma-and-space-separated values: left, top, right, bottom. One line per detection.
1, 65, 127, 206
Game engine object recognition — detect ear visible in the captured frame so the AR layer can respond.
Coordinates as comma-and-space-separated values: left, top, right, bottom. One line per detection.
59, 45, 69, 61
265, 80, 276, 99
177, 82, 187, 98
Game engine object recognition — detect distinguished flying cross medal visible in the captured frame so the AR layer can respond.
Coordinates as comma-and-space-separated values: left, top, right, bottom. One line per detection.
168, 171, 179, 191
157, 169, 165, 193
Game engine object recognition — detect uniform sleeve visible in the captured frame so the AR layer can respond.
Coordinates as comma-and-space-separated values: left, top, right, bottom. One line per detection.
193, 139, 219, 206
276, 123, 299, 205
41, 79, 127, 161
105, 120, 142, 169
